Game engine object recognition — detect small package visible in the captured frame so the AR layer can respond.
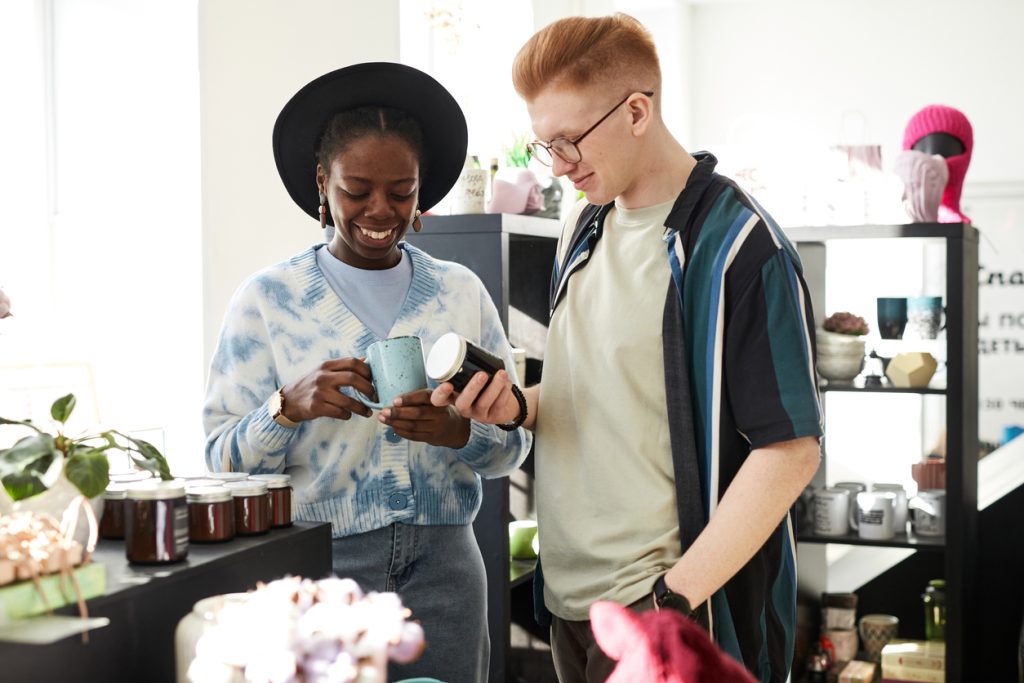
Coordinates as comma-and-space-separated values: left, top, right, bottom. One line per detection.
881, 639, 944, 682
839, 659, 877, 682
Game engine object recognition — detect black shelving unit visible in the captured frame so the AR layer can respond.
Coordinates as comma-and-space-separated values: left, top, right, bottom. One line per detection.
406, 212, 559, 683
787, 222, 978, 682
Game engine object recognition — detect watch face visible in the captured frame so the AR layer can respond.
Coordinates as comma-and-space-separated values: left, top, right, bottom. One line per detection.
269, 390, 283, 417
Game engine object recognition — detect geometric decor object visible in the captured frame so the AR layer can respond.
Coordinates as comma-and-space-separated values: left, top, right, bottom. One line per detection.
885, 352, 938, 388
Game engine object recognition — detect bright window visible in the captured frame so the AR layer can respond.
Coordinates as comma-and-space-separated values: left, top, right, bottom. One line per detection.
0, 0, 203, 476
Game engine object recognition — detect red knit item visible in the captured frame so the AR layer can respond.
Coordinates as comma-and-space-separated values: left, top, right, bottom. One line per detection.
901, 104, 973, 223
591, 601, 759, 683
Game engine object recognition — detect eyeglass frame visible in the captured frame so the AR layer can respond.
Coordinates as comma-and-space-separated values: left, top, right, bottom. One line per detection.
526, 91, 655, 166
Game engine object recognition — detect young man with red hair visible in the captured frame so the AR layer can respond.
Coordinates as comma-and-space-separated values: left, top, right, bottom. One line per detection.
432, 14, 822, 683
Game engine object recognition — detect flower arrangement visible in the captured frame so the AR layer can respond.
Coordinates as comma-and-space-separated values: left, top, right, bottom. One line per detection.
188, 576, 425, 683
0, 393, 173, 502
822, 311, 869, 336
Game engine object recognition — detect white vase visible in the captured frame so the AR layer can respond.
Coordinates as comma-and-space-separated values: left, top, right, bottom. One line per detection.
175, 594, 250, 683
12, 472, 104, 549
816, 330, 866, 381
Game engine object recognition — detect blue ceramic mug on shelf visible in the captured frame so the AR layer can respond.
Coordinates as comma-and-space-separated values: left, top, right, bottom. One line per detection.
876, 297, 908, 339
907, 296, 944, 339
356, 336, 428, 410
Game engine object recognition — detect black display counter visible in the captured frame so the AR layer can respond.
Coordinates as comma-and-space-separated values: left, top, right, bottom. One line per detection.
0, 521, 332, 683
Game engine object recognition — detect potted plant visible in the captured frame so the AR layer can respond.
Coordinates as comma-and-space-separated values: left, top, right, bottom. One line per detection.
0, 393, 173, 527
816, 312, 869, 382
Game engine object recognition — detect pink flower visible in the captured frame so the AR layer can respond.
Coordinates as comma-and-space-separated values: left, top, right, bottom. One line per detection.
823, 311, 868, 336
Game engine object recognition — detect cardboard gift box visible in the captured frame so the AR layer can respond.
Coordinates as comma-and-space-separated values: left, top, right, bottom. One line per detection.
881, 640, 945, 682
839, 659, 877, 682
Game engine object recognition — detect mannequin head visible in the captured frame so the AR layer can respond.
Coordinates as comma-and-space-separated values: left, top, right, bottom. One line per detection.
894, 150, 949, 223
902, 105, 973, 223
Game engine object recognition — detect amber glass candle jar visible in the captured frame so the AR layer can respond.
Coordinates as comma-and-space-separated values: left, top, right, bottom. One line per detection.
224, 480, 270, 536
100, 483, 128, 540
125, 480, 189, 564
248, 474, 293, 528
187, 485, 235, 543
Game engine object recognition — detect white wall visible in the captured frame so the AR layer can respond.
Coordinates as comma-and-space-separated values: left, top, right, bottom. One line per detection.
687, 0, 1024, 442
689, 0, 1023, 184
199, 0, 400, 376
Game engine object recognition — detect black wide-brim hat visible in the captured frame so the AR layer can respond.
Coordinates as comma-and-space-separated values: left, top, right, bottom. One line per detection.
272, 62, 468, 224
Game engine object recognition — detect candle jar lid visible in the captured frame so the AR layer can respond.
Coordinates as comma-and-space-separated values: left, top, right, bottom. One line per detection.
109, 469, 155, 484
186, 485, 234, 504
223, 480, 269, 497
248, 474, 292, 489
426, 332, 467, 382
103, 483, 130, 500
127, 480, 186, 500
206, 472, 250, 482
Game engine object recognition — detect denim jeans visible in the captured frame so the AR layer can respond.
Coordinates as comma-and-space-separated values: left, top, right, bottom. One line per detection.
331, 523, 489, 683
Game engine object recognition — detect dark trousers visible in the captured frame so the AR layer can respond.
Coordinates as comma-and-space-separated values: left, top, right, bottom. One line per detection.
549, 595, 653, 683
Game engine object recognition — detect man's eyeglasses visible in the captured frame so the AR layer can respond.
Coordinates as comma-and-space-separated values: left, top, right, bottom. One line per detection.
526, 91, 655, 167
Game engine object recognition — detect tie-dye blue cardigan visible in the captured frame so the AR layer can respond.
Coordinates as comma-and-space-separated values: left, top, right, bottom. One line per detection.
203, 243, 532, 537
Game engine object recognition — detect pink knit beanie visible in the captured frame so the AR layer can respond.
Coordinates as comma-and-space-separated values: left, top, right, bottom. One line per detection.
902, 104, 973, 223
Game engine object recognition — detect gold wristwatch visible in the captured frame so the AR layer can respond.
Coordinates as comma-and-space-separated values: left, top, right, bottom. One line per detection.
268, 388, 298, 428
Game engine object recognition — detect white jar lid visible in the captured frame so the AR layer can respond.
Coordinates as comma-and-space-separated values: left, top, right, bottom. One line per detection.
426, 332, 466, 382
206, 472, 249, 482
186, 485, 233, 504
103, 482, 130, 500
126, 479, 186, 500
248, 474, 291, 489
223, 480, 269, 497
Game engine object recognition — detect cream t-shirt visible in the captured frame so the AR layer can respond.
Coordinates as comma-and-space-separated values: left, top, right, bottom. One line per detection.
535, 198, 681, 620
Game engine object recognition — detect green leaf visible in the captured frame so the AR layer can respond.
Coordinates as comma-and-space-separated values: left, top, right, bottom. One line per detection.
0, 417, 45, 433
50, 394, 77, 423
107, 431, 173, 480
2, 472, 49, 501
64, 449, 110, 498
0, 434, 57, 478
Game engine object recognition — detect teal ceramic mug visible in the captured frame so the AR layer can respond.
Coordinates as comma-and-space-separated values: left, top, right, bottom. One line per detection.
356, 336, 428, 410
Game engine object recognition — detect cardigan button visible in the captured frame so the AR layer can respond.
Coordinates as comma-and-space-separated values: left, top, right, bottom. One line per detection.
388, 493, 408, 510
384, 428, 402, 443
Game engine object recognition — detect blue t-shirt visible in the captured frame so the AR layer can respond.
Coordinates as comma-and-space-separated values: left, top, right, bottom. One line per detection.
315, 244, 413, 339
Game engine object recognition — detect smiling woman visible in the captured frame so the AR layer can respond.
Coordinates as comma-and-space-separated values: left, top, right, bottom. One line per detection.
202, 61, 532, 683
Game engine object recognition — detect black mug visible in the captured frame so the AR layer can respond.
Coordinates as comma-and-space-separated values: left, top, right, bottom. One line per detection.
426, 333, 506, 392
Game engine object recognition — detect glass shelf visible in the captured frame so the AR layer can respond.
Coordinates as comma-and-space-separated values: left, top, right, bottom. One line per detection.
796, 531, 945, 551
819, 379, 946, 395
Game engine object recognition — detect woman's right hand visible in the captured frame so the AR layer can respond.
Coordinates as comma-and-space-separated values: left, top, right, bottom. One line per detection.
279, 358, 376, 422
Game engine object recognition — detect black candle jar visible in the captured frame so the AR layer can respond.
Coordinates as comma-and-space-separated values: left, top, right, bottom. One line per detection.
426, 333, 506, 392
248, 474, 293, 528
100, 483, 128, 540
224, 480, 271, 536
187, 485, 236, 543
125, 480, 189, 564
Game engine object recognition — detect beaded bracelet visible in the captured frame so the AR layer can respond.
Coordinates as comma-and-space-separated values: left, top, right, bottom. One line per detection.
496, 385, 528, 432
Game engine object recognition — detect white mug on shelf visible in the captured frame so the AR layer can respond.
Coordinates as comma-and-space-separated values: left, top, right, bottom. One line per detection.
872, 483, 908, 534
849, 491, 897, 541
813, 487, 851, 537
909, 490, 946, 537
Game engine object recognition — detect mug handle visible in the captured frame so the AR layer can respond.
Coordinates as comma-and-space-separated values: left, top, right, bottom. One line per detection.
354, 388, 385, 411
849, 498, 860, 531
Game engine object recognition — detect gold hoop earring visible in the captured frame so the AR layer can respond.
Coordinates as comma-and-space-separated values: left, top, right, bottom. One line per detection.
412, 208, 422, 232
319, 192, 327, 230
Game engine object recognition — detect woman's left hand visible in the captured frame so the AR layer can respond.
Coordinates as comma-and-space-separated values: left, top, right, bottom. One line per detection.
381, 389, 471, 448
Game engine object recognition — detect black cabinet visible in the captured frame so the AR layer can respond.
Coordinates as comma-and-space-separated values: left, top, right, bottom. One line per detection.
406, 212, 559, 683
786, 223, 978, 681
